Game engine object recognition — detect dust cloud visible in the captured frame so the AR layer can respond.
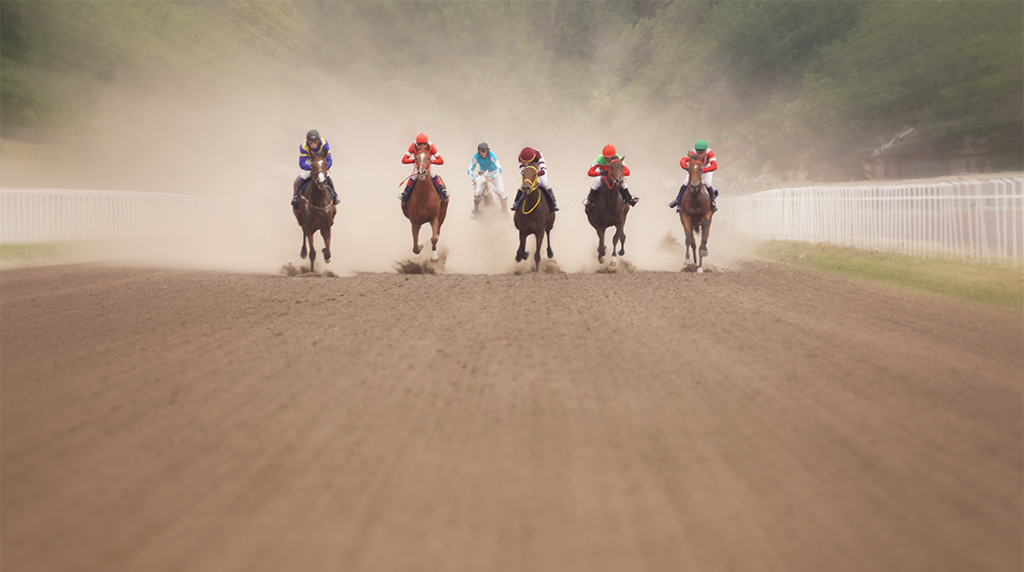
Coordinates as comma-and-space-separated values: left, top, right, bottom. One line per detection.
0, 8, 758, 276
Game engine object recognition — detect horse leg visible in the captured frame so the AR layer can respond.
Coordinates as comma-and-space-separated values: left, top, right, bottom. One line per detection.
700, 217, 711, 258
307, 232, 317, 272
321, 226, 332, 264
534, 231, 543, 272
300, 233, 308, 260
616, 223, 626, 256
429, 216, 440, 261
411, 222, 422, 255
516, 229, 529, 262
545, 227, 553, 259
596, 227, 606, 264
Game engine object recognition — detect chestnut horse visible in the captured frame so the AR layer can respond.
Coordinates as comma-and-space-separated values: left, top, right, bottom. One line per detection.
679, 154, 713, 272
585, 157, 630, 265
402, 148, 449, 260
292, 155, 336, 273
513, 164, 555, 272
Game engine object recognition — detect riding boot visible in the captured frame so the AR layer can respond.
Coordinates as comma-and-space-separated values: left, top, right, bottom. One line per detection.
292, 179, 306, 208
544, 187, 559, 212
399, 180, 414, 203
511, 189, 523, 211
327, 179, 340, 205
669, 186, 684, 209
582, 188, 599, 208
433, 176, 449, 200
620, 188, 639, 206
708, 187, 718, 213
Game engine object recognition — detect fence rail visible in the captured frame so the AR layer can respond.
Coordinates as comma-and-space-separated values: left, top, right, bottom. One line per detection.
721, 177, 1024, 265
0, 189, 210, 244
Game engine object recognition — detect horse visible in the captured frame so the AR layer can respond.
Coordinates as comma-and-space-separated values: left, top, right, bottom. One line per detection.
585, 157, 630, 265
402, 148, 449, 260
471, 170, 502, 220
679, 154, 713, 272
292, 155, 336, 273
513, 164, 555, 272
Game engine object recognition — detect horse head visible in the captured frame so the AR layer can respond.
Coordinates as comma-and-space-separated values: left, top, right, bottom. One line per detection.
521, 164, 539, 194
605, 157, 625, 190
686, 155, 703, 189
309, 156, 329, 190
414, 148, 432, 181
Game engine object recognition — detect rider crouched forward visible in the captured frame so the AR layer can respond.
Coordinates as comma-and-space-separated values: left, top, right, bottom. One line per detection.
292, 129, 340, 208
583, 144, 639, 208
468, 141, 507, 216
510, 146, 558, 212
399, 132, 448, 204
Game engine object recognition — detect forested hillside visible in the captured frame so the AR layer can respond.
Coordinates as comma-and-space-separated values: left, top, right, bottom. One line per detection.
2, 0, 1021, 184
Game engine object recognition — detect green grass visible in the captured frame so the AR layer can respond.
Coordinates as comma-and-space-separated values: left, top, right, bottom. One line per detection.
0, 241, 98, 261
757, 241, 1024, 310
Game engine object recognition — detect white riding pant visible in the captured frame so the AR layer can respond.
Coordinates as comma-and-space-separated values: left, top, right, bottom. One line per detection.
474, 170, 506, 200
534, 172, 551, 190
702, 171, 714, 189
300, 169, 331, 181
591, 176, 629, 191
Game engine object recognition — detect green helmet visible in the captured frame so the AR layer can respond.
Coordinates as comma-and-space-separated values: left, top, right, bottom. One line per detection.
695, 140, 708, 151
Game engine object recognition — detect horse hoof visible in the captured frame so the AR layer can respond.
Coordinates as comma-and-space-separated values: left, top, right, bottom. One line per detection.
300, 248, 307, 260
323, 250, 331, 263
430, 250, 438, 261
697, 267, 704, 274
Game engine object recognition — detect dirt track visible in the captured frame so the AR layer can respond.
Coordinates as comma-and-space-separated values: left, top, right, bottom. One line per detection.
2, 261, 1021, 572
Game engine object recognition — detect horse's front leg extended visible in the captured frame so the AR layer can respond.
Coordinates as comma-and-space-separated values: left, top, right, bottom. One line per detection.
321, 226, 332, 263
699, 216, 711, 258
516, 231, 529, 262
300, 232, 308, 260
596, 227, 607, 263
534, 231, 543, 272
615, 224, 626, 256
545, 228, 554, 259
411, 222, 422, 255
307, 233, 317, 273
429, 217, 440, 261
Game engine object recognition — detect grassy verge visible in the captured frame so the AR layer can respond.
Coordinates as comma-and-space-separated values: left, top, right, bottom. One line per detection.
756, 241, 1023, 311
0, 241, 99, 262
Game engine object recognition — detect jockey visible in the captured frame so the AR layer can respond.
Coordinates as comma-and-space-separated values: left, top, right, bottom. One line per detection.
468, 142, 507, 215
292, 129, 339, 208
399, 132, 448, 203
669, 139, 718, 213
510, 147, 559, 212
583, 144, 639, 208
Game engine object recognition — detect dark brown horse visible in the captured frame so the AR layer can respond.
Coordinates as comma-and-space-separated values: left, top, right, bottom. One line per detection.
513, 164, 555, 272
402, 148, 449, 260
585, 157, 630, 265
292, 155, 336, 272
679, 154, 713, 272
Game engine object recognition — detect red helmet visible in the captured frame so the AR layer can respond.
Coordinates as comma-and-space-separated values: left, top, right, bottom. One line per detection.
602, 144, 616, 158
415, 133, 429, 144
518, 147, 537, 163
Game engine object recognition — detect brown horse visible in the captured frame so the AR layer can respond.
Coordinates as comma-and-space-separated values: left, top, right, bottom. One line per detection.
402, 148, 449, 260
292, 155, 336, 273
679, 154, 713, 272
585, 157, 630, 265
513, 164, 555, 272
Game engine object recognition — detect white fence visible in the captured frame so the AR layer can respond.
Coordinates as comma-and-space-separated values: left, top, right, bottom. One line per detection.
0, 189, 211, 244
722, 177, 1024, 265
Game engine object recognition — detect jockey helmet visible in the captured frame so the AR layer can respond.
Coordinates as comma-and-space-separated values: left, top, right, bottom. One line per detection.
306, 129, 320, 142
478, 142, 489, 151
518, 147, 537, 163
602, 144, 617, 158
695, 139, 708, 151
416, 133, 429, 144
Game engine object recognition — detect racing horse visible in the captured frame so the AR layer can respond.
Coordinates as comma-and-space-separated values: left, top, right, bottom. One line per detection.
402, 148, 449, 260
292, 155, 336, 273
471, 170, 503, 220
585, 157, 630, 265
679, 153, 713, 272
513, 164, 555, 272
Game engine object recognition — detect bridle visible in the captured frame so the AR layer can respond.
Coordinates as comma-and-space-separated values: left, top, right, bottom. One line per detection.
602, 158, 624, 191
301, 156, 332, 212
520, 165, 541, 214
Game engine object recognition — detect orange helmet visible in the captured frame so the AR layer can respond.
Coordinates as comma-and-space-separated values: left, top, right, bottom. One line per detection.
415, 133, 429, 144
518, 147, 537, 163
602, 144, 616, 158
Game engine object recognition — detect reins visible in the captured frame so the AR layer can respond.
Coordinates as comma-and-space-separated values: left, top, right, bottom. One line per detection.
520, 165, 541, 214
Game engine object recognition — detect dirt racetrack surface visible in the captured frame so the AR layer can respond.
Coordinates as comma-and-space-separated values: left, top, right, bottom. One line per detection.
2, 261, 1021, 572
